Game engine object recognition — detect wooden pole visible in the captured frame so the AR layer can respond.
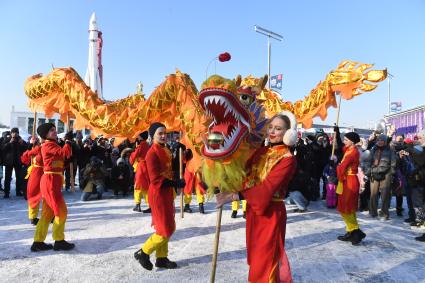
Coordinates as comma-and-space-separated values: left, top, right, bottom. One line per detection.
210, 206, 223, 283
179, 146, 184, 219
67, 114, 75, 192
331, 92, 343, 157
32, 112, 37, 137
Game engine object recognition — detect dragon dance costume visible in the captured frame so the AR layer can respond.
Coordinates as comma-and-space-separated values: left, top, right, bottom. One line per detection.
31, 123, 75, 252
336, 132, 366, 245
21, 144, 43, 225
129, 136, 150, 211
241, 143, 296, 283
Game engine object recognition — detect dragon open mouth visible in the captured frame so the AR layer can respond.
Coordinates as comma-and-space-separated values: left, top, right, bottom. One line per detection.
199, 88, 251, 159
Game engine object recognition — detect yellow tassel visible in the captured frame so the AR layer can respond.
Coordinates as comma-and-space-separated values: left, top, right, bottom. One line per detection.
336, 181, 343, 195
25, 165, 33, 180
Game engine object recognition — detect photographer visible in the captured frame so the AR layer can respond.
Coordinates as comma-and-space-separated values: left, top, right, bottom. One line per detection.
1, 128, 28, 198
80, 156, 108, 201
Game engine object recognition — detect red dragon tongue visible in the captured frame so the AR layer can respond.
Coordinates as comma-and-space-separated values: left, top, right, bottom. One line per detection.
210, 123, 232, 137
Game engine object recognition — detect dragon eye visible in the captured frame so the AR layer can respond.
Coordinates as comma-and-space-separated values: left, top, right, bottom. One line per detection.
238, 94, 254, 105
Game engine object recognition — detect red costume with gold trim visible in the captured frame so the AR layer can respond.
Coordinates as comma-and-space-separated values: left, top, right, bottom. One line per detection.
241, 144, 296, 283
146, 143, 175, 238
21, 145, 43, 209
40, 140, 72, 217
130, 141, 150, 192
336, 145, 360, 214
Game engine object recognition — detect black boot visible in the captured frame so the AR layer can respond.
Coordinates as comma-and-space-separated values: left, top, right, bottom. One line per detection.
31, 242, 53, 252
415, 234, 425, 242
30, 218, 39, 226
337, 232, 353, 242
155, 257, 178, 269
231, 210, 237, 218
243, 212, 246, 219
404, 217, 416, 223
142, 207, 151, 213
350, 229, 365, 245
134, 249, 153, 270
3, 192, 9, 199
199, 203, 205, 214
184, 204, 192, 213
133, 204, 142, 212
53, 240, 75, 251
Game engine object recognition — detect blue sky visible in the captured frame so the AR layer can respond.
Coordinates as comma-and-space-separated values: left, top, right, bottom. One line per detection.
0, 0, 424, 129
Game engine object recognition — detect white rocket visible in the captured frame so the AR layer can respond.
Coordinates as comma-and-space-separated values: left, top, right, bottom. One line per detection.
85, 12, 103, 99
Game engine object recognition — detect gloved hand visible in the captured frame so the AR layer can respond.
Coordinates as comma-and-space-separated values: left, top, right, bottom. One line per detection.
333, 125, 340, 133
65, 130, 74, 141
176, 179, 186, 189
162, 179, 176, 188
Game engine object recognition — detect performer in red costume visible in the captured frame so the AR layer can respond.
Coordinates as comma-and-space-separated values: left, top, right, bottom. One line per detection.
134, 122, 185, 270
335, 129, 366, 245
217, 111, 298, 283
30, 123, 75, 252
129, 131, 151, 213
183, 148, 206, 214
21, 136, 44, 225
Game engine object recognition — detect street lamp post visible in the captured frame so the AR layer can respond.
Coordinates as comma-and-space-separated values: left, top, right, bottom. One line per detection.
254, 25, 283, 89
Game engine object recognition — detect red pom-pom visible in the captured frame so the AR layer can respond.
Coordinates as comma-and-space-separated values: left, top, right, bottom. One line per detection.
218, 52, 231, 62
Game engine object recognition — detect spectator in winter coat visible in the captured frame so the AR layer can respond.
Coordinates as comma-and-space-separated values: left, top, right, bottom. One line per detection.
111, 157, 130, 196
366, 134, 396, 220
1, 128, 28, 198
80, 156, 108, 201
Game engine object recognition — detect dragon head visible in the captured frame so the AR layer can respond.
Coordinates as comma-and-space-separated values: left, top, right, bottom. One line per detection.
199, 75, 268, 160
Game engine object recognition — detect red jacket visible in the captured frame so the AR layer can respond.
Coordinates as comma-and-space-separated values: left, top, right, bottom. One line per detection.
40, 141, 72, 216
21, 145, 43, 209
146, 143, 175, 238
336, 145, 360, 214
130, 141, 150, 192
241, 144, 296, 283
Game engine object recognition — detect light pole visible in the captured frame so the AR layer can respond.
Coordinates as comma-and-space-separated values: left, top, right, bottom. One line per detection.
387, 72, 394, 115
254, 25, 283, 89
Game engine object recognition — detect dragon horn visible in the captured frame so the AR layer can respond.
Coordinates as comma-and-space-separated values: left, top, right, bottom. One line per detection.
259, 75, 268, 90
235, 75, 242, 87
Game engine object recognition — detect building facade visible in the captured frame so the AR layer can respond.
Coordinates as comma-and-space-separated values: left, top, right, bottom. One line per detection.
385, 105, 425, 139
10, 107, 90, 136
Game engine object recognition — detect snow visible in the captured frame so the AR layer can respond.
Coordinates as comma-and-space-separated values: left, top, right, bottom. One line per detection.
1, 189, 425, 283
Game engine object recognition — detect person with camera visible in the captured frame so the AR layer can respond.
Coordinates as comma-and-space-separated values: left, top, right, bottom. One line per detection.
367, 134, 396, 220
80, 156, 108, 201
134, 122, 185, 271
1, 128, 28, 198
31, 123, 75, 252
111, 157, 131, 196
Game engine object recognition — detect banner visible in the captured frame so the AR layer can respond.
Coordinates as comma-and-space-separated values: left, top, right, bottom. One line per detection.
390, 102, 402, 112
270, 74, 283, 90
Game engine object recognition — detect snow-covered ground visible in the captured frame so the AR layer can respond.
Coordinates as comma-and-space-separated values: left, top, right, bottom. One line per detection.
1, 188, 425, 283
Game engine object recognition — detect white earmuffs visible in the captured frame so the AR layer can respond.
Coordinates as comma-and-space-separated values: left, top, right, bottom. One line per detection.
279, 110, 298, 146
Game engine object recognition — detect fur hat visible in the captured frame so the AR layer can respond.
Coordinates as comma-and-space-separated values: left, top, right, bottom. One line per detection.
345, 132, 360, 144
36, 123, 55, 140
277, 110, 298, 146
149, 122, 166, 139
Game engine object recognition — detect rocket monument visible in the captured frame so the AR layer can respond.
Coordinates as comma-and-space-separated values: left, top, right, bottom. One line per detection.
85, 12, 103, 99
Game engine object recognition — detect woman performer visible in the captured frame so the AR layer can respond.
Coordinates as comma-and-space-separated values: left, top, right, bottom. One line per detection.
134, 122, 185, 270
335, 129, 366, 245
129, 131, 150, 213
217, 111, 298, 283
30, 123, 75, 252
21, 136, 44, 225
